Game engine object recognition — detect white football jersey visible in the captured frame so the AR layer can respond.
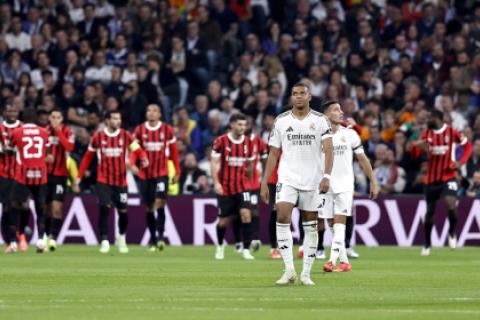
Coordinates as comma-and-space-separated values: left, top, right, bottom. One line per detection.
324, 126, 364, 193
269, 110, 332, 190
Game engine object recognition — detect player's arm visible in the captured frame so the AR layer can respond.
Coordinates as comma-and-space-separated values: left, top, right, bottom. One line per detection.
356, 153, 379, 199
167, 133, 181, 184
320, 137, 333, 193
260, 146, 280, 203
210, 150, 223, 195
128, 139, 148, 168
55, 127, 75, 152
452, 131, 472, 169
76, 133, 98, 187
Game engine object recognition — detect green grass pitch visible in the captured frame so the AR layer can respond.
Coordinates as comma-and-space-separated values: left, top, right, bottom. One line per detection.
1, 245, 479, 320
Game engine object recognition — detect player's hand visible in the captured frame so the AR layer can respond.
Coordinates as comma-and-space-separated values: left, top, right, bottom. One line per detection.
172, 175, 180, 184
46, 154, 54, 164
131, 165, 139, 176
214, 181, 223, 195
319, 177, 330, 194
50, 118, 62, 130
72, 182, 80, 194
260, 182, 269, 204
141, 158, 149, 168
450, 161, 461, 170
369, 182, 379, 200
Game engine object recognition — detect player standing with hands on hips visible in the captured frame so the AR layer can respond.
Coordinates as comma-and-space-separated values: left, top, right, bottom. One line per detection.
261, 82, 334, 286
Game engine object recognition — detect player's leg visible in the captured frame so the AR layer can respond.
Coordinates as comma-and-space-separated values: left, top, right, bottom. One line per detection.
299, 208, 318, 285
31, 185, 47, 253
215, 195, 233, 260
154, 177, 169, 250
297, 213, 304, 258
275, 184, 298, 284
95, 183, 113, 253
114, 186, 129, 253
249, 189, 261, 252
239, 192, 254, 260
231, 215, 243, 253
0, 177, 15, 252
10, 182, 32, 252
268, 184, 280, 259
422, 184, 440, 256
47, 177, 67, 251
444, 180, 459, 249
140, 179, 157, 251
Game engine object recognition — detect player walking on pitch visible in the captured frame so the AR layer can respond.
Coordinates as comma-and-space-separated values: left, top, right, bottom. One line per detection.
261, 83, 334, 285
320, 101, 378, 272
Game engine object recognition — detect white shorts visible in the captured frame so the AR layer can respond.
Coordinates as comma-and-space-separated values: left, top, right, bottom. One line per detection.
318, 191, 354, 219
275, 183, 321, 212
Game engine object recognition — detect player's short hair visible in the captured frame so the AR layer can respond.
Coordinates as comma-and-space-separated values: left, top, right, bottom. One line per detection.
291, 82, 310, 92
49, 107, 64, 116
321, 100, 340, 112
430, 109, 444, 121
229, 113, 247, 123
21, 108, 37, 124
147, 103, 162, 112
105, 110, 122, 120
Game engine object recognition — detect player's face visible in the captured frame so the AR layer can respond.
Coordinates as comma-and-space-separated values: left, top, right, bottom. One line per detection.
49, 111, 63, 125
291, 85, 311, 109
108, 113, 122, 130
4, 107, 19, 122
326, 104, 343, 124
146, 105, 161, 122
231, 119, 247, 137
427, 116, 442, 129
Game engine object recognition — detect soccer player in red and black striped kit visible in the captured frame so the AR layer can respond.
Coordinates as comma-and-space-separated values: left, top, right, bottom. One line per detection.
131, 104, 181, 252
211, 113, 255, 260
0, 105, 23, 252
76, 111, 148, 254
5, 109, 49, 253
413, 110, 472, 256
43, 108, 75, 251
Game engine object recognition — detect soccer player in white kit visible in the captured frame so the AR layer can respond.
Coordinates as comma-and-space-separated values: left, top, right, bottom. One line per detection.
260, 83, 333, 286
319, 101, 378, 272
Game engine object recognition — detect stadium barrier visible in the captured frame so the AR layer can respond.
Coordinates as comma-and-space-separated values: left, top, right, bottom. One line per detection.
0, 195, 479, 246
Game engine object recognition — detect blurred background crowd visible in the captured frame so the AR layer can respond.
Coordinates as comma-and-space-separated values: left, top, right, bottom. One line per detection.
1, 0, 480, 197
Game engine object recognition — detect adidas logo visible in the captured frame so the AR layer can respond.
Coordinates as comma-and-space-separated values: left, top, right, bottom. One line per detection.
333, 248, 340, 252
286, 126, 294, 132
279, 245, 289, 250
308, 254, 316, 258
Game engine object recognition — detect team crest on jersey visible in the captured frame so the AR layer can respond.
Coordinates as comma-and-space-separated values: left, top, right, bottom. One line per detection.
119, 138, 123, 146
341, 136, 346, 143
310, 123, 316, 131
226, 147, 231, 152
160, 133, 164, 140
102, 140, 107, 145
143, 134, 148, 139
244, 145, 248, 153
445, 135, 449, 143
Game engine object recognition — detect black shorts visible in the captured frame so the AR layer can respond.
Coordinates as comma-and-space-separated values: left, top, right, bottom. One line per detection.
424, 179, 458, 203
250, 188, 260, 215
11, 182, 47, 205
138, 176, 169, 206
95, 183, 128, 211
0, 177, 13, 204
217, 192, 251, 217
46, 175, 67, 203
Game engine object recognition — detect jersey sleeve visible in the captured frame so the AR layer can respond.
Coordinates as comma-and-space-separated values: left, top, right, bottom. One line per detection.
126, 131, 141, 152
268, 120, 282, 148
453, 128, 468, 145
133, 126, 141, 144
320, 116, 333, 140
166, 125, 176, 145
212, 136, 223, 158
88, 132, 99, 151
258, 138, 268, 159
351, 130, 364, 154
66, 126, 75, 143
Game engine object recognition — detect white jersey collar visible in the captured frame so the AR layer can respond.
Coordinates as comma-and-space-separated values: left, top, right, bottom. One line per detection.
104, 128, 120, 137
227, 133, 245, 144
433, 124, 447, 134
145, 121, 162, 131
3, 120, 20, 128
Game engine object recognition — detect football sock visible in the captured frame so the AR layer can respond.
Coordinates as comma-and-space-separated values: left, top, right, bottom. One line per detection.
241, 221, 252, 249
331, 223, 347, 264
251, 215, 260, 240
232, 216, 242, 244
299, 215, 304, 245
156, 208, 165, 241
1, 208, 9, 241
301, 221, 318, 277
448, 208, 457, 237
45, 216, 52, 236
424, 222, 433, 248
34, 203, 45, 238
18, 208, 30, 234
118, 213, 128, 235
345, 216, 354, 249
216, 225, 226, 246
99, 206, 109, 241
269, 208, 277, 248
51, 218, 63, 240
317, 228, 325, 251
146, 211, 157, 244
276, 222, 294, 271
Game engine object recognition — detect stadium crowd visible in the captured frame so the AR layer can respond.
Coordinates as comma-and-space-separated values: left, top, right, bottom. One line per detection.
1, 0, 480, 196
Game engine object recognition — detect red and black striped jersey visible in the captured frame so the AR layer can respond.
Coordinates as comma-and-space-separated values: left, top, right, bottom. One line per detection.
88, 128, 135, 186
247, 134, 268, 190
212, 133, 254, 196
0, 120, 22, 179
419, 124, 468, 184
47, 125, 75, 177
10, 124, 49, 185
133, 121, 175, 179
268, 149, 281, 185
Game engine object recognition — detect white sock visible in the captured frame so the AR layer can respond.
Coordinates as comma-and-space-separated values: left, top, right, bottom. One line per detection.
328, 225, 334, 238
329, 223, 346, 264
276, 222, 295, 272
301, 221, 318, 277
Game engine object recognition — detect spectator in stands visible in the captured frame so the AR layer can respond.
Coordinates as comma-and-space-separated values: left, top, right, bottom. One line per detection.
467, 138, 480, 177
374, 145, 406, 194
467, 171, 480, 198
180, 152, 206, 195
